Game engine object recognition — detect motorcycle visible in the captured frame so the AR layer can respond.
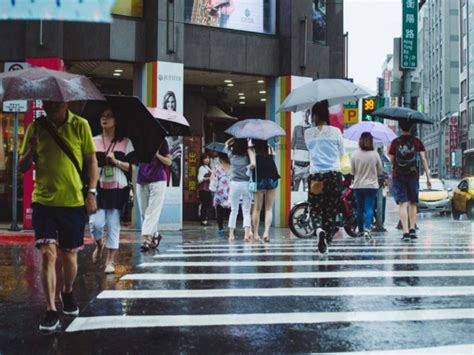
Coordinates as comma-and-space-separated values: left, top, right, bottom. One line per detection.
288, 176, 358, 239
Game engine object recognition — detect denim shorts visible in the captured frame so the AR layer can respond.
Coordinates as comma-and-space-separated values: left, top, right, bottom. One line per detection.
32, 203, 87, 252
392, 176, 420, 204
257, 178, 279, 191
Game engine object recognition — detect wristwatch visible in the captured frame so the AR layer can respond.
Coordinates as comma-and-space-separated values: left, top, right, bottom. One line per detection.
88, 188, 97, 196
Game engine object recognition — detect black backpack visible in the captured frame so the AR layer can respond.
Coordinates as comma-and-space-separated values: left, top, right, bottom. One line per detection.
394, 136, 419, 176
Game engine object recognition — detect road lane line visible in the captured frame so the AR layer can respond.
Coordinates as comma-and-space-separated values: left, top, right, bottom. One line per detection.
66, 308, 474, 332
139, 259, 474, 268
97, 286, 474, 299
121, 269, 474, 281
155, 251, 472, 258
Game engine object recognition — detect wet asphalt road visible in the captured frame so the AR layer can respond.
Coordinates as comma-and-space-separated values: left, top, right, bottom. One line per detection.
0, 201, 473, 354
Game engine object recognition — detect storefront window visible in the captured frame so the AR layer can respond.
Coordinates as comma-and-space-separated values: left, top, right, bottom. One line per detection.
0, 112, 25, 221
184, 0, 276, 35
112, 0, 143, 17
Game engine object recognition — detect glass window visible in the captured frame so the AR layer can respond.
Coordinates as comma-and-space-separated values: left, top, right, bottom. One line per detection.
112, 0, 143, 17
184, 0, 276, 35
312, 0, 327, 44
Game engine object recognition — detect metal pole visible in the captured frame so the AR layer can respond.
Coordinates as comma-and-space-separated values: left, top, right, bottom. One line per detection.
402, 69, 412, 108
9, 111, 21, 231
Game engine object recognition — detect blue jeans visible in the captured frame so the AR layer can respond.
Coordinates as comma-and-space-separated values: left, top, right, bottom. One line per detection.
354, 189, 378, 233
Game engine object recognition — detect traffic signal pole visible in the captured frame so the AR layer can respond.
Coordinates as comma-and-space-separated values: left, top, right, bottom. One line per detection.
402, 69, 412, 108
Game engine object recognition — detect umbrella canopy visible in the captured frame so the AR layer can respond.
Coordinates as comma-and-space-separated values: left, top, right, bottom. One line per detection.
205, 142, 226, 154
372, 107, 434, 125
147, 107, 191, 136
343, 121, 397, 144
81, 95, 167, 163
225, 119, 286, 141
277, 79, 369, 113
0, 67, 105, 102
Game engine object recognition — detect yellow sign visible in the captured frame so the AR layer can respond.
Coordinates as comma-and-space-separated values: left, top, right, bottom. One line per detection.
363, 98, 376, 112
344, 108, 359, 125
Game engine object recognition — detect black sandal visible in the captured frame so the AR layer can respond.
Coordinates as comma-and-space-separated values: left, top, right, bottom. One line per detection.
151, 234, 163, 249
140, 239, 154, 251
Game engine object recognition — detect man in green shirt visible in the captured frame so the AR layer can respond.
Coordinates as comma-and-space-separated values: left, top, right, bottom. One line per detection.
20, 101, 98, 332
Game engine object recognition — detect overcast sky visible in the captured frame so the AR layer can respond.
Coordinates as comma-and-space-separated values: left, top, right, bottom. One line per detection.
344, 0, 402, 91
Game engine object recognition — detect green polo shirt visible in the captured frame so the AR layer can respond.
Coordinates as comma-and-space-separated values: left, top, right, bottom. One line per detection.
21, 111, 96, 207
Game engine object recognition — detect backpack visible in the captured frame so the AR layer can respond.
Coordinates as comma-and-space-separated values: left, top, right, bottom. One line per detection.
394, 136, 419, 176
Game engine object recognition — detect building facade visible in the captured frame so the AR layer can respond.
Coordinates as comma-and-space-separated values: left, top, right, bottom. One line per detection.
0, 0, 346, 228
418, 0, 460, 178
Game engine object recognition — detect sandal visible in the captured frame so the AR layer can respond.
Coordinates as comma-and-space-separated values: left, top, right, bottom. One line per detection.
263, 236, 270, 243
151, 233, 163, 249
140, 239, 154, 251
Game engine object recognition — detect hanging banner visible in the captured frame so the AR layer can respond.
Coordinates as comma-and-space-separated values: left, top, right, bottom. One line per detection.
1, 0, 116, 23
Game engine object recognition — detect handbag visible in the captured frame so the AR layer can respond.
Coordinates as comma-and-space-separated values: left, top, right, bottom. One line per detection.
120, 165, 134, 223
248, 162, 257, 193
340, 153, 351, 175
36, 117, 89, 197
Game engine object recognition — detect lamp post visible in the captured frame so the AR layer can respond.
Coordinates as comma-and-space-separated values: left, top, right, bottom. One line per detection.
439, 113, 454, 179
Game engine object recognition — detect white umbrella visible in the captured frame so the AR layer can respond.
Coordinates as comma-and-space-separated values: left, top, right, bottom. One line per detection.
343, 121, 397, 144
277, 79, 369, 113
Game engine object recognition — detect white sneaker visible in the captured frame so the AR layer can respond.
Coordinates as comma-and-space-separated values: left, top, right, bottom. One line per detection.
104, 264, 115, 274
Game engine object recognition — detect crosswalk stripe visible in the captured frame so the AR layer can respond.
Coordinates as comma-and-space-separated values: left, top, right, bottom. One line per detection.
318, 344, 474, 355
170, 245, 474, 252
97, 286, 474, 299
140, 258, 474, 268
155, 251, 472, 258
121, 270, 474, 281
66, 308, 474, 332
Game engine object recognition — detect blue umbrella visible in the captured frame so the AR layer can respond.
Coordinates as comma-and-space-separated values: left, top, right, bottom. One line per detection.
225, 119, 286, 140
344, 121, 397, 144
205, 142, 226, 154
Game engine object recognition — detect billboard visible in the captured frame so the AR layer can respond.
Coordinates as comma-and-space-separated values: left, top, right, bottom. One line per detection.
312, 0, 327, 44
184, 0, 273, 34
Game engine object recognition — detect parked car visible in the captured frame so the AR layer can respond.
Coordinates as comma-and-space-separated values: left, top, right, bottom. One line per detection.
452, 177, 474, 220
418, 178, 452, 215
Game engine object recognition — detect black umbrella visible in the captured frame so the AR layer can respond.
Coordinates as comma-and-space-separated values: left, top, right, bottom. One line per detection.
205, 142, 226, 154
372, 107, 434, 125
81, 95, 168, 163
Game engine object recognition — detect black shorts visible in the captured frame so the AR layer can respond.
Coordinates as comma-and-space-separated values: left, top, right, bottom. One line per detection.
32, 203, 87, 252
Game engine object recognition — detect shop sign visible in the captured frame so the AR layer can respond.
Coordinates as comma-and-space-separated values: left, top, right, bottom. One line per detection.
1, 1, 116, 23
3, 101, 28, 112
344, 108, 359, 125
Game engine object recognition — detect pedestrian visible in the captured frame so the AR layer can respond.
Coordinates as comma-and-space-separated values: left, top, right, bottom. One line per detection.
225, 137, 256, 241
89, 107, 137, 274
198, 153, 213, 226
304, 100, 345, 254
137, 140, 172, 251
251, 139, 280, 242
211, 152, 232, 237
19, 101, 98, 331
350, 132, 383, 240
209, 149, 220, 170
388, 119, 431, 241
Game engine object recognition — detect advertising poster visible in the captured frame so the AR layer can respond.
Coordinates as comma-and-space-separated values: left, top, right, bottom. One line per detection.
156, 61, 184, 230
313, 0, 327, 44
186, 0, 264, 33
290, 76, 313, 206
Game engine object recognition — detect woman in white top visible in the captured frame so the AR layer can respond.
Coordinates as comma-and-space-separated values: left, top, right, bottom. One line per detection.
304, 100, 345, 254
350, 132, 383, 240
197, 153, 213, 226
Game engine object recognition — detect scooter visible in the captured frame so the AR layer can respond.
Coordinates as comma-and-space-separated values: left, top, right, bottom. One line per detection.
288, 176, 358, 239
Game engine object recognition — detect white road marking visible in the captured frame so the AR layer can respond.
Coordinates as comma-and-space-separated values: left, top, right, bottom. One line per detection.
66, 308, 474, 332
139, 258, 474, 268
121, 269, 474, 281
317, 344, 474, 355
97, 286, 474, 299
155, 251, 472, 258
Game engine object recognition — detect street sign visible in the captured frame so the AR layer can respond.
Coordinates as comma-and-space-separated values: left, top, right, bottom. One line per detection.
401, 0, 418, 69
362, 97, 384, 122
344, 108, 359, 125
3, 101, 28, 113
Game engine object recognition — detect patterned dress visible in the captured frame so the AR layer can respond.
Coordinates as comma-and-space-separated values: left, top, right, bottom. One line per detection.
213, 164, 231, 209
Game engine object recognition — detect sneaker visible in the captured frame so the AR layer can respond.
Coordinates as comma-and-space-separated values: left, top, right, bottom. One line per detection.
317, 229, 328, 254
39, 310, 60, 331
60, 292, 79, 316
217, 230, 225, 238
401, 233, 411, 242
104, 263, 115, 274
363, 231, 372, 241
92, 239, 104, 264
409, 228, 418, 240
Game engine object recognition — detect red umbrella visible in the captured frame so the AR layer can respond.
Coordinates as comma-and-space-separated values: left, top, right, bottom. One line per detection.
148, 107, 191, 136
0, 67, 105, 102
